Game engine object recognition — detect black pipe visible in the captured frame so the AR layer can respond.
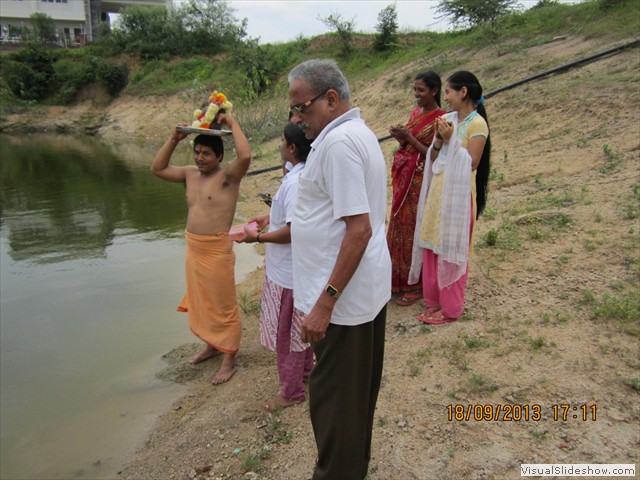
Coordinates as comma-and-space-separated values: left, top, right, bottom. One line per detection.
247, 164, 282, 176
246, 39, 639, 177
484, 38, 639, 99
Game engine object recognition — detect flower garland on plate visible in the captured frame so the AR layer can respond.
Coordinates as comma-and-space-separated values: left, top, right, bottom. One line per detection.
191, 91, 233, 129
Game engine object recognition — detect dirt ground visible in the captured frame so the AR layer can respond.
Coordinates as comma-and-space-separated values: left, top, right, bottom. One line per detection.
3, 35, 638, 480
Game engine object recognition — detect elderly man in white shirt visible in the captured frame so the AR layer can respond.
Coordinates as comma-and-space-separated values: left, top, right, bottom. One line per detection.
288, 59, 391, 480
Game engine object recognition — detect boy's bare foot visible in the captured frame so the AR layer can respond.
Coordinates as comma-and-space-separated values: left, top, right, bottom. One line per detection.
211, 354, 237, 385
188, 345, 221, 365
264, 394, 303, 412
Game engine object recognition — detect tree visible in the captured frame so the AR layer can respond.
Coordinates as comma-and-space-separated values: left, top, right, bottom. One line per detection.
436, 0, 519, 27
177, 0, 247, 54
111, 5, 176, 57
7, 25, 27, 40
106, 1, 247, 58
318, 11, 356, 58
374, 3, 399, 52
29, 12, 57, 45
532, 0, 559, 7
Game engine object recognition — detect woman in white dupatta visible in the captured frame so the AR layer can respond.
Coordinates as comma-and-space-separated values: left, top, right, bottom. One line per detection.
408, 71, 491, 325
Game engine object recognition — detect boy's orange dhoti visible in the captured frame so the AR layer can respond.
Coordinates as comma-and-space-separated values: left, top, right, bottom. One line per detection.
177, 231, 241, 354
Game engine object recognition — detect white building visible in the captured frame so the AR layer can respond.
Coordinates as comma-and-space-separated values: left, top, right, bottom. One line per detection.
0, 0, 169, 46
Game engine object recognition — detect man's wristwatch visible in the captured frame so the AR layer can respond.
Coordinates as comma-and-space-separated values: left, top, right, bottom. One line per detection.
324, 284, 341, 298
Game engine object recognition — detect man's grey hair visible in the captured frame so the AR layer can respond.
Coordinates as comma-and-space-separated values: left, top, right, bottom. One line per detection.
288, 59, 350, 103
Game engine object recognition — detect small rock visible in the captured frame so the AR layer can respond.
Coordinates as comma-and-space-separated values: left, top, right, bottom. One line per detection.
195, 465, 212, 474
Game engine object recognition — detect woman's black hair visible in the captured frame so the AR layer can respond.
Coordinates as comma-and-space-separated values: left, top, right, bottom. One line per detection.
446, 70, 491, 219
414, 70, 442, 107
283, 123, 312, 163
193, 134, 224, 160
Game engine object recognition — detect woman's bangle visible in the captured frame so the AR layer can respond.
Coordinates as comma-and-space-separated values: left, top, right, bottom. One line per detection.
257, 233, 262, 243
433, 143, 442, 152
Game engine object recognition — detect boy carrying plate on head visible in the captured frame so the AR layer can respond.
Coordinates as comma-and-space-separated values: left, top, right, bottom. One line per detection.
151, 112, 251, 385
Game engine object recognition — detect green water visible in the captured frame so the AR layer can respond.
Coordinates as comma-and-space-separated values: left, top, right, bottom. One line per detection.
0, 134, 262, 479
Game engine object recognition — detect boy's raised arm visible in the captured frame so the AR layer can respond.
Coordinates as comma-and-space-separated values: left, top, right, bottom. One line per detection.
151, 127, 191, 183
218, 114, 251, 183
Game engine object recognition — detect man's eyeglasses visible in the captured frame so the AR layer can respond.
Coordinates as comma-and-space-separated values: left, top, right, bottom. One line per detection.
290, 90, 327, 117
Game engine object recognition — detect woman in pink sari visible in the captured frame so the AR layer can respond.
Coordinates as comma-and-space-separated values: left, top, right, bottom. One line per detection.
388, 71, 445, 306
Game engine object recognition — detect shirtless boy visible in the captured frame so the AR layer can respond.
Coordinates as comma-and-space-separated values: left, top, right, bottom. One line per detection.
151, 113, 251, 384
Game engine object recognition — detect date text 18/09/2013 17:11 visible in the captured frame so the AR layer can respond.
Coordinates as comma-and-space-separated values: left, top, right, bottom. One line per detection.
446, 404, 597, 422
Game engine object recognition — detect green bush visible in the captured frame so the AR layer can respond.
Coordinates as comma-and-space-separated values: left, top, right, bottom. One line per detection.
47, 56, 128, 103
234, 40, 304, 98
94, 60, 129, 96
1, 45, 54, 101
2, 61, 36, 100
51, 58, 93, 103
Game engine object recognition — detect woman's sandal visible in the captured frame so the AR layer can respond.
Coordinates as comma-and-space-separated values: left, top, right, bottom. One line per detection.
416, 306, 439, 323
417, 308, 456, 325
396, 292, 422, 306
